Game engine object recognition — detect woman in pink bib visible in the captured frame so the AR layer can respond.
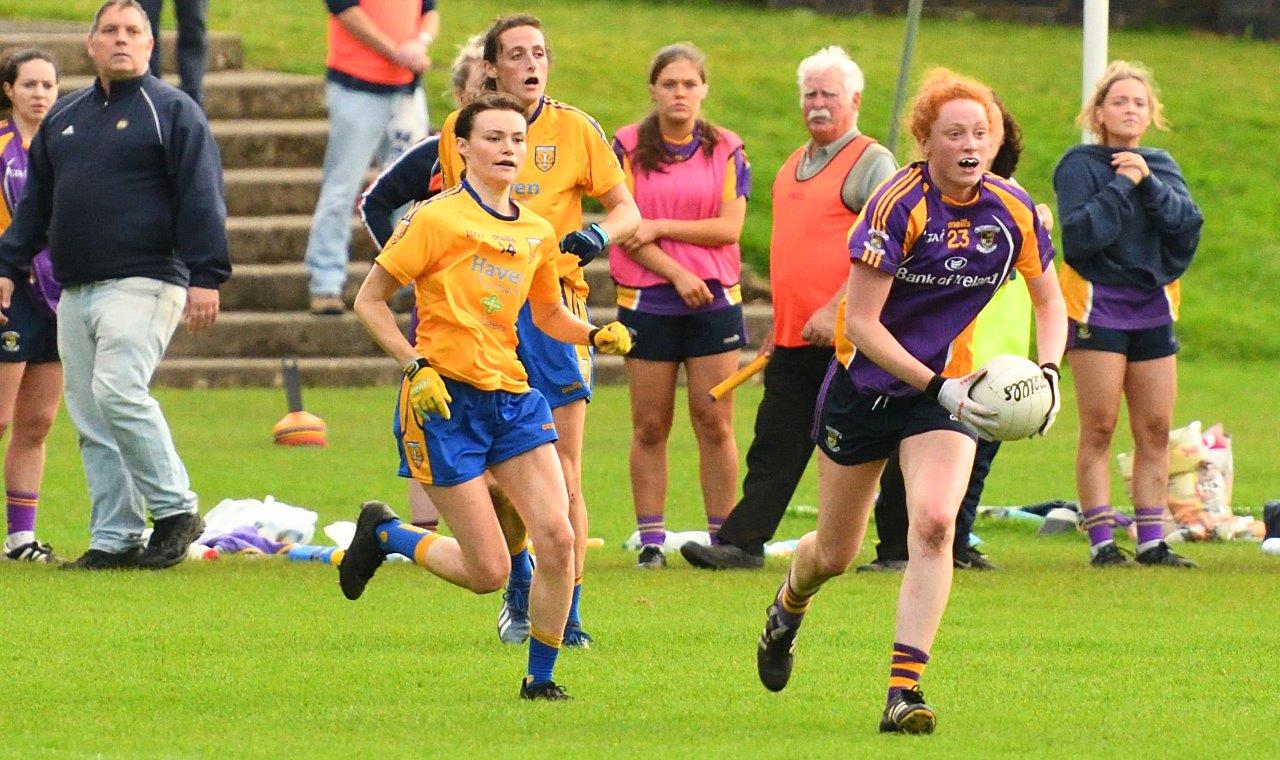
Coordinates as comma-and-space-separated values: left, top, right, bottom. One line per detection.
610, 43, 751, 568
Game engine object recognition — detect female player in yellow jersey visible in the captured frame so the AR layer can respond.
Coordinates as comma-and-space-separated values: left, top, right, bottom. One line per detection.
437, 14, 641, 648
339, 92, 632, 701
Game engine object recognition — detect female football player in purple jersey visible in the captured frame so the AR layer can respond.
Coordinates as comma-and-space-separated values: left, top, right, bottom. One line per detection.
753, 69, 1066, 735
1055, 61, 1202, 569
0, 50, 60, 562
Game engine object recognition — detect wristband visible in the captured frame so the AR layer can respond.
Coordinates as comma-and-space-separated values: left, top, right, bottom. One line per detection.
587, 327, 600, 345
924, 374, 946, 400
403, 356, 430, 376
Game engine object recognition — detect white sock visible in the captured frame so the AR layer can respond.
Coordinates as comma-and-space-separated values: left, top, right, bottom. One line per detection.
5, 531, 35, 551
1089, 539, 1114, 558
1136, 539, 1163, 555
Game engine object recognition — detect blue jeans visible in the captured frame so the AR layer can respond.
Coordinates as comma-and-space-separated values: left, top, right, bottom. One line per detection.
304, 82, 425, 297
57, 278, 197, 553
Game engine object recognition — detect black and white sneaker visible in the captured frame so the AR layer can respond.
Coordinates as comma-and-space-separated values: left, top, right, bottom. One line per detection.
1136, 541, 1197, 568
953, 545, 995, 570
338, 501, 396, 600
1090, 542, 1134, 567
756, 603, 798, 692
519, 677, 571, 701
139, 511, 205, 569
879, 687, 936, 734
4, 539, 56, 563
637, 544, 666, 569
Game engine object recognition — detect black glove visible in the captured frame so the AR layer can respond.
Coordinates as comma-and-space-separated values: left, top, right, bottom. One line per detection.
559, 222, 609, 266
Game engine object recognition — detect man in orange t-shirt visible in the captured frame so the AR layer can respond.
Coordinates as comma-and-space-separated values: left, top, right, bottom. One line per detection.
304, 0, 440, 315
681, 46, 895, 570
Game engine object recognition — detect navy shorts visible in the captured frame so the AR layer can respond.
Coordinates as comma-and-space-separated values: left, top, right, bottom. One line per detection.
515, 291, 592, 409
394, 375, 558, 487
812, 360, 976, 466
0, 285, 58, 364
1067, 320, 1178, 361
616, 304, 746, 362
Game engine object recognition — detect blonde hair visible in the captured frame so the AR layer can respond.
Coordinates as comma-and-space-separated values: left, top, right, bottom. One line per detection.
449, 34, 485, 101
907, 68, 1003, 152
1077, 60, 1169, 140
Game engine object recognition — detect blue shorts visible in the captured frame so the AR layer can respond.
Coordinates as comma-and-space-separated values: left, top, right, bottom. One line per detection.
812, 359, 975, 466
1067, 320, 1178, 361
394, 375, 558, 487
616, 304, 745, 362
515, 285, 592, 409
0, 285, 58, 364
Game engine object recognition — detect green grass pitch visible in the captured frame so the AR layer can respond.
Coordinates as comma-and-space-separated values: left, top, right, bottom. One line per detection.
2, 359, 1277, 756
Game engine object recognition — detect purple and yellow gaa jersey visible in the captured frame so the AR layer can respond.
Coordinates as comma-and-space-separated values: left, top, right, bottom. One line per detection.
837, 162, 1054, 397
438, 96, 626, 300
376, 180, 562, 393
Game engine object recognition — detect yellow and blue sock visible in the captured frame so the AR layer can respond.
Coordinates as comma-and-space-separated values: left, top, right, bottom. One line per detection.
527, 625, 562, 684
566, 578, 583, 627
509, 537, 533, 589
375, 519, 439, 568
887, 642, 930, 704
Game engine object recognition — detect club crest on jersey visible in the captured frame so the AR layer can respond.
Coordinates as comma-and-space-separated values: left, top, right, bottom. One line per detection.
404, 441, 425, 468
116, 119, 129, 130
1, 331, 18, 352
975, 225, 1000, 254
534, 145, 556, 172
482, 295, 502, 314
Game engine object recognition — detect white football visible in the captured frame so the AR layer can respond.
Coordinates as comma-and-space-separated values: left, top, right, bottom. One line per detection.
968, 355, 1052, 441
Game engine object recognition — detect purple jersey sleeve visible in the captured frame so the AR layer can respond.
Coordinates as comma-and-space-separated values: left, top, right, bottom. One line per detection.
847, 166, 920, 275
731, 145, 751, 199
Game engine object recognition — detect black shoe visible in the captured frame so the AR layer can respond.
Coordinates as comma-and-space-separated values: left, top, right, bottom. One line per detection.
953, 545, 995, 570
1136, 541, 1197, 568
855, 557, 908, 573
1263, 500, 1280, 539
637, 544, 666, 569
338, 501, 396, 600
879, 687, 937, 734
60, 547, 143, 571
757, 603, 798, 692
138, 511, 205, 569
4, 540, 56, 563
519, 677, 571, 701
1090, 542, 1134, 567
680, 541, 764, 570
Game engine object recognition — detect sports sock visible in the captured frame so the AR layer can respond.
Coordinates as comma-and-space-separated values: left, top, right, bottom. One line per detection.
6, 490, 38, 541
637, 513, 665, 549
566, 578, 582, 627
1135, 507, 1165, 553
375, 519, 439, 568
527, 626, 562, 684
411, 519, 438, 532
509, 540, 534, 588
1082, 505, 1116, 556
707, 515, 725, 545
773, 571, 812, 628
887, 642, 930, 704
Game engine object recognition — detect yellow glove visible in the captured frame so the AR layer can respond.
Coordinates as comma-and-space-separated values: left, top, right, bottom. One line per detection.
403, 357, 452, 421
589, 321, 633, 356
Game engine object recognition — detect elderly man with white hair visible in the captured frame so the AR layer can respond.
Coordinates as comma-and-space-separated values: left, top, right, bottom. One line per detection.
682, 46, 896, 570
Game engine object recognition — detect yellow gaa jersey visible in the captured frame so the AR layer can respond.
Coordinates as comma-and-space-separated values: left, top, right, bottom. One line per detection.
376, 181, 562, 393
438, 96, 626, 299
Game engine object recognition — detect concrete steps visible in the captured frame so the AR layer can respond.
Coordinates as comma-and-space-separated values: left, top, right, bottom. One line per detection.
0, 29, 242, 77
62, 70, 326, 119
213, 119, 330, 169
227, 216, 374, 265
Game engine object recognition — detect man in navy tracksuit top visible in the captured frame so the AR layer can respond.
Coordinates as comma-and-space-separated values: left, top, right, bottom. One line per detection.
0, 0, 230, 570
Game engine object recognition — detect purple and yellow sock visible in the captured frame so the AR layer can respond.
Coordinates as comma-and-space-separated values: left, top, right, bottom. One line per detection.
527, 625, 563, 684
773, 572, 813, 628
509, 538, 534, 588
375, 519, 439, 568
566, 578, 583, 627
1082, 506, 1116, 555
887, 642, 930, 704
637, 514, 665, 548
6, 490, 38, 536
1135, 506, 1165, 552
707, 515, 726, 546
